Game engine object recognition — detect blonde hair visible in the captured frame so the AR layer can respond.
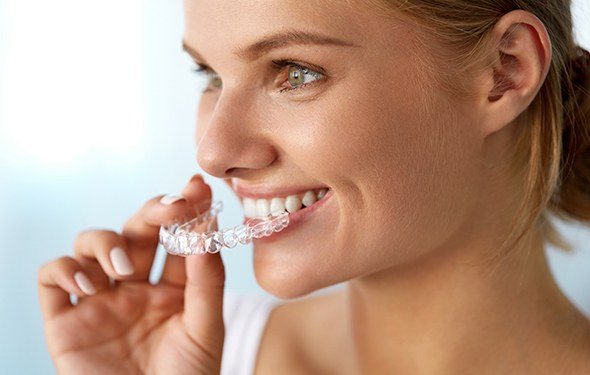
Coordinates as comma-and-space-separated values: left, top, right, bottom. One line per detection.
354, 0, 590, 257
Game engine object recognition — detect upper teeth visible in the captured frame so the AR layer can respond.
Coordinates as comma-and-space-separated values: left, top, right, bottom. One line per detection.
242, 188, 329, 217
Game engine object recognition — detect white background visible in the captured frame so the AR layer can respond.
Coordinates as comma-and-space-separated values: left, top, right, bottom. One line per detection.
0, 0, 589, 372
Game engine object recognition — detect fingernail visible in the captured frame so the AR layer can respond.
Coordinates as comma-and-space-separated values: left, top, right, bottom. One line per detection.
74, 271, 96, 295
109, 247, 135, 276
160, 193, 186, 205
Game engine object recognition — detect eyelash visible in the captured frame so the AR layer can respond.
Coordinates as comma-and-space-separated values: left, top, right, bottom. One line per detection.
190, 59, 325, 93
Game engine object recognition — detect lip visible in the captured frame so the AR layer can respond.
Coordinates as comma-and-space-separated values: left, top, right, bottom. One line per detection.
241, 188, 335, 244
233, 182, 330, 200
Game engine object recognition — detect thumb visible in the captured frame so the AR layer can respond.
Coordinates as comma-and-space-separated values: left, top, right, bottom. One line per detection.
182, 216, 226, 357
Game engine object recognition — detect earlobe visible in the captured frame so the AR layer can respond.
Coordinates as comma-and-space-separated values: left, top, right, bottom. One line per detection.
481, 10, 552, 136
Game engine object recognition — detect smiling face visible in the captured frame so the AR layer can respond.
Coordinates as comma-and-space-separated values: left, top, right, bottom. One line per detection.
183, 0, 493, 299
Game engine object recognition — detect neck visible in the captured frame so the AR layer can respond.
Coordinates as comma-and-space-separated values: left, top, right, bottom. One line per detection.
345, 228, 589, 374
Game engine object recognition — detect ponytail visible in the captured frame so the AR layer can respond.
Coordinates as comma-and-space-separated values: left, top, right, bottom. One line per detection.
551, 46, 590, 225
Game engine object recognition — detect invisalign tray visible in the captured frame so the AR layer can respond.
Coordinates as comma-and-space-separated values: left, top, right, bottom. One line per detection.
159, 201, 290, 256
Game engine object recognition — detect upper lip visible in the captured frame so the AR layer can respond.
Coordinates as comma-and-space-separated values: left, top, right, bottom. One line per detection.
232, 182, 329, 200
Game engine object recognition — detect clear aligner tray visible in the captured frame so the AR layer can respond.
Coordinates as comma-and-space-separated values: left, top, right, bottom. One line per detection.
159, 200, 290, 256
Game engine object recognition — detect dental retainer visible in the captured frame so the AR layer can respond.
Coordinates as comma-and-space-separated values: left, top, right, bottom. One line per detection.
159, 200, 290, 256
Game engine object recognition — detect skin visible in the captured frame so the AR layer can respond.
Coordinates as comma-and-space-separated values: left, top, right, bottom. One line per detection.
37, 1, 590, 374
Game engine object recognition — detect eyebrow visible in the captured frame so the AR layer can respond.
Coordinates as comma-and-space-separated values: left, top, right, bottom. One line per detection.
182, 29, 360, 64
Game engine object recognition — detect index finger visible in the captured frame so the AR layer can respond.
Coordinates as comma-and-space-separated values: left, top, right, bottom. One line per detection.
120, 175, 212, 281
160, 175, 214, 285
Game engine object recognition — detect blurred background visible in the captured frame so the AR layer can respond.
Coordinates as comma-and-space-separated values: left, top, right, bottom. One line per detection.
0, 0, 589, 372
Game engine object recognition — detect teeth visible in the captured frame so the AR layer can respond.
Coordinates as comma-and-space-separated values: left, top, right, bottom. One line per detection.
256, 199, 271, 216
301, 190, 317, 207
270, 197, 286, 215
285, 195, 302, 213
243, 198, 257, 217
241, 188, 329, 217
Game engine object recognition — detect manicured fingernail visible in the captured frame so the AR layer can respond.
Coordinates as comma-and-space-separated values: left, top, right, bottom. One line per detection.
109, 247, 134, 276
74, 271, 96, 295
160, 193, 186, 205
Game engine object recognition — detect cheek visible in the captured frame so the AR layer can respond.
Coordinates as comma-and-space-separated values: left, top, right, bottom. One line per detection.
351, 85, 483, 265
276, 65, 484, 268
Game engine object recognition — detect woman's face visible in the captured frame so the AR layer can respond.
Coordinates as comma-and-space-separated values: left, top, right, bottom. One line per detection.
183, 0, 486, 298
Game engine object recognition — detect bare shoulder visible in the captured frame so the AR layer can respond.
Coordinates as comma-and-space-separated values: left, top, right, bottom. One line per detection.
253, 288, 351, 375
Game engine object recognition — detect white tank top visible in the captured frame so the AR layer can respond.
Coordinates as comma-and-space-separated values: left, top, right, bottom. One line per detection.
221, 292, 283, 375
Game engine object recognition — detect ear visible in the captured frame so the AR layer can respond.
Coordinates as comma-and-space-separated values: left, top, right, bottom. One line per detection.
478, 10, 552, 136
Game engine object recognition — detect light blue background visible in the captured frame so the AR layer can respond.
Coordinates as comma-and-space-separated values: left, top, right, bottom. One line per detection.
1, 0, 589, 373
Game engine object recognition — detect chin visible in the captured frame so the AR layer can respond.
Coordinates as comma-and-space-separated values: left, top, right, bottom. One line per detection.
252, 250, 357, 300
251, 253, 333, 299
253, 264, 318, 300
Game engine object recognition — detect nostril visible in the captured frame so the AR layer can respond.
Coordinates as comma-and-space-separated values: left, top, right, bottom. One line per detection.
226, 167, 239, 176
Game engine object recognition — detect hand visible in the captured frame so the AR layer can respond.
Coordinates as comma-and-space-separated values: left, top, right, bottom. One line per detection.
38, 174, 226, 375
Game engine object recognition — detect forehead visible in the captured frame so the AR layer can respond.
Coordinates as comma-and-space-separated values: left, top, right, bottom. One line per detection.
182, 0, 404, 63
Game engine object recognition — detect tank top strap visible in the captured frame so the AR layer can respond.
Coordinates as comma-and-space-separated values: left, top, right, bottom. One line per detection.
221, 291, 283, 375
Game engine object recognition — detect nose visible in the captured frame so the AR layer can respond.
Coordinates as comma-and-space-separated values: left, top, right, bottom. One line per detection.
196, 90, 278, 178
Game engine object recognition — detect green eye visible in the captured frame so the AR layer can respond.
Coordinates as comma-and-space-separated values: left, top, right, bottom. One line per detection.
284, 65, 322, 92
209, 73, 222, 89
191, 64, 222, 92
288, 66, 304, 86
192, 60, 326, 94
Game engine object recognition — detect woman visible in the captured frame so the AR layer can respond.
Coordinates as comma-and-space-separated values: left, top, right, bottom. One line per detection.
38, 0, 590, 373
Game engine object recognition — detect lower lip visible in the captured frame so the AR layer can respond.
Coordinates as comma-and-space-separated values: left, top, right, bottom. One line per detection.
241, 190, 335, 243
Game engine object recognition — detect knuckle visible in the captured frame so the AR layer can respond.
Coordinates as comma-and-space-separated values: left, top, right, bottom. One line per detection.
38, 258, 54, 273
73, 227, 97, 243
73, 228, 103, 245
73, 230, 93, 252
74, 229, 122, 254
55, 255, 76, 269
147, 195, 163, 209
38, 256, 76, 284
37, 261, 51, 282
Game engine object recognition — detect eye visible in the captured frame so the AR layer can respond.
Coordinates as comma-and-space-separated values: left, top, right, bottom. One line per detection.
272, 60, 325, 93
190, 63, 222, 92
190, 60, 326, 94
